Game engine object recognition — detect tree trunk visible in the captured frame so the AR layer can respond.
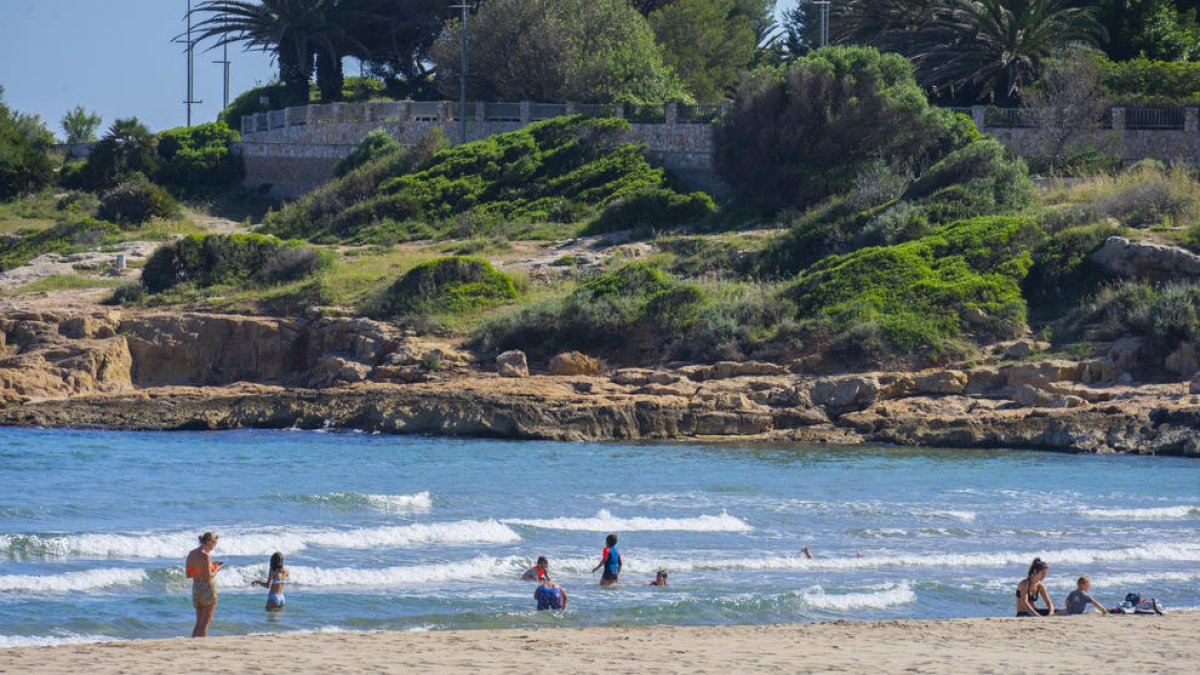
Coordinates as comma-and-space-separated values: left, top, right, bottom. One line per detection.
278, 39, 314, 104
317, 49, 345, 102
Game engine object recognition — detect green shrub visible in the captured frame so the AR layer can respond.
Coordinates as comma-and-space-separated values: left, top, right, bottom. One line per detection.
155, 121, 243, 191
716, 45, 978, 213
140, 233, 328, 293
1100, 58, 1200, 105
335, 129, 402, 178
218, 83, 303, 127
1072, 281, 1200, 360
262, 117, 710, 243
579, 262, 673, 299
1024, 222, 1124, 320
0, 102, 53, 200
1024, 150, 1120, 177
77, 118, 157, 191
788, 216, 1045, 352
903, 139, 1035, 215
377, 256, 519, 316
59, 160, 87, 189
587, 188, 717, 233
0, 218, 120, 271
97, 177, 180, 225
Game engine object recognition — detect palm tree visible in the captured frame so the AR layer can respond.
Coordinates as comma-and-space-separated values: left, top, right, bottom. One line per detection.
188, 0, 371, 104
912, 0, 1105, 102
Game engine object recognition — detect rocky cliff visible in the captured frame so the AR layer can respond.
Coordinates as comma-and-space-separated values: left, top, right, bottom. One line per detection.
1, 310, 1197, 455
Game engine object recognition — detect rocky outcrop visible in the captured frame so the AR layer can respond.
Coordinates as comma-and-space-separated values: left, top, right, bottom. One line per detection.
0, 312, 132, 402
548, 352, 600, 376
1090, 236, 1200, 282
496, 350, 529, 378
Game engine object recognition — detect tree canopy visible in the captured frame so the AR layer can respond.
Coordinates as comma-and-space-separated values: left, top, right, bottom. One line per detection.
431, 0, 690, 104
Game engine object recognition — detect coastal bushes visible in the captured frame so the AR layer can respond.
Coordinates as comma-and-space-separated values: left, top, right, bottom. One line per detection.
0, 218, 120, 271
0, 100, 53, 200
96, 176, 180, 225
72, 118, 158, 191
1071, 280, 1200, 355
155, 121, 244, 192
139, 233, 329, 293
262, 117, 713, 243
759, 139, 1034, 277
716, 45, 977, 213
335, 129, 402, 178
788, 216, 1045, 352
375, 256, 519, 317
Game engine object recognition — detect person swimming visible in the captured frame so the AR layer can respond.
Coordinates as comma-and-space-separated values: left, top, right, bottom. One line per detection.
185, 531, 223, 638
522, 556, 549, 582
649, 569, 669, 586
534, 576, 568, 611
251, 551, 289, 611
1015, 557, 1055, 617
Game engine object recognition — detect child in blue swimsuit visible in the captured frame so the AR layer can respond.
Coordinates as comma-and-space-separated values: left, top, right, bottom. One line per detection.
252, 551, 289, 611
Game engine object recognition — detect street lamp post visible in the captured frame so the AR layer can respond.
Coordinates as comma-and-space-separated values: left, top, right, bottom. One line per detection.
450, 0, 472, 144
814, 1, 831, 48
183, 0, 203, 126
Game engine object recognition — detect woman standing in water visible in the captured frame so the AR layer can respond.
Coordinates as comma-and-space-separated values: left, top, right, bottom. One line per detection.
252, 552, 289, 611
186, 532, 223, 637
1015, 557, 1055, 617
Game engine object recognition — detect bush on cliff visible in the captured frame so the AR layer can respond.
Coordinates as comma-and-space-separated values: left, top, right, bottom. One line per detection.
716, 45, 977, 214
788, 216, 1045, 353
470, 262, 710, 360
374, 256, 520, 317
0, 218, 120, 271
1023, 222, 1125, 320
139, 233, 330, 293
759, 139, 1035, 277
261, 116, 714, 243
155, 121, 244, 192
1068, 280, 1200, 362
335, 128, 402, 178
96, 175, 181, 225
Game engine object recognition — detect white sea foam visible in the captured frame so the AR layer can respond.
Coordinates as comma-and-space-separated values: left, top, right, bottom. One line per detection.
502, 509, 752, 533
292, 491, 433, 513
799, 584, 916, 611
1077, 506, 1200, 520
913, 510, 976, 522
0, 633, 120, 648
0, 520, 519, 559
0, 568, 147, 593
279, 556, 526, 588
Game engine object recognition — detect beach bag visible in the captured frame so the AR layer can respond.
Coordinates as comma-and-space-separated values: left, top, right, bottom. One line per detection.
1110, 593, 1165, 615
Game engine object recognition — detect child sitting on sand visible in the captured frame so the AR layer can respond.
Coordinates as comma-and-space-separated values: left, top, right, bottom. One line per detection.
1065, 576, 1108, 615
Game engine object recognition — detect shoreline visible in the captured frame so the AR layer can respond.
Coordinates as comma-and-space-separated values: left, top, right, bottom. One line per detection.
2, 614, 1195, 673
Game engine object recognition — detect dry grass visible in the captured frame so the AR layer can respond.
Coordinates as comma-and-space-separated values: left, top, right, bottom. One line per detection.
1040, 165, 1200, 231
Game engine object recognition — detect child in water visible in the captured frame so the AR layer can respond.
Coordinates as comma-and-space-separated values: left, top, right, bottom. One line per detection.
1065, 575, 1109, 615
534, 577, 568, 611
592, 534, 622, 586
522, 556, 549, 582
649, 569, 669, 586
251, 551, 289, 611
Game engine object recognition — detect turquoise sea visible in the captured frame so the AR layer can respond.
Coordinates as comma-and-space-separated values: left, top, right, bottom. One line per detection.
0, 428, 1197, 646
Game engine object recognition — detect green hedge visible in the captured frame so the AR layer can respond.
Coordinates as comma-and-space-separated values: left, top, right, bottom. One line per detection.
378, 256, 519, 316
1100, 58, 1200, 105
335, 128, 402, 178
97, 177, 180, 225
140, 233, 328, 293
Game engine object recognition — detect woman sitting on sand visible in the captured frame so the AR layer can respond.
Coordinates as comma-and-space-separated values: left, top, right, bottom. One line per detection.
1015, 557, 1055, 617
251, 552, 289, 611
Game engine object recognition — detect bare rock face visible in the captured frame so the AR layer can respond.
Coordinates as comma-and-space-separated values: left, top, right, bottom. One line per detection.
1165, 343, 1199, 378
811, 376, 880, 415
678, 361, 786, 381
1090, 236, 1200, 282
0, 312, 132, 402
965, 367, 1005, 394
1004, 339, 1049, 360
496, 350, 529, 378
1011, 384, 1087, 409
307, 355, 371, 388
610, 368, 680, 386
548, 351, 600, 376
914, 370, 968, 395
1004, 360, 1082, 388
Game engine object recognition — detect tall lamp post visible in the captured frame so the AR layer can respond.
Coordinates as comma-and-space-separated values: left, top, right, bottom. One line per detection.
214, 35, 231, 111
814, 1, 831, 48
183, 0, 204, 126
450, 0, 471, 144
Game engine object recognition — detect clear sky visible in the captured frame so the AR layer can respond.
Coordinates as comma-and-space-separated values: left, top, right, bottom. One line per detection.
0, 0, 799, 140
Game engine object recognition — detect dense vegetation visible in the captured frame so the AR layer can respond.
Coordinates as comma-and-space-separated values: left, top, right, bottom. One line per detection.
139, 233, 328, 294
261, 116, 715, 243
377, 256, 519, 317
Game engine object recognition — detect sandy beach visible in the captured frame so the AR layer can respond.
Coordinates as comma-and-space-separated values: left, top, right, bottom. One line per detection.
2, 613, 1196, 674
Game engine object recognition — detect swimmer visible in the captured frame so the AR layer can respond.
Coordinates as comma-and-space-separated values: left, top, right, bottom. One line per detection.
803, 546, 813, 560
186, 532, 223, 638
251, 551, 289, 611
534, 576, 568, 611
649, 569, 669, 586
522, 556, 549, 582
592, 534, 622, 586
